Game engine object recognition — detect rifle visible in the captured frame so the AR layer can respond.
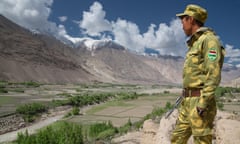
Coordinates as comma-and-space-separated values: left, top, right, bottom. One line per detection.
165, 96, 183, 119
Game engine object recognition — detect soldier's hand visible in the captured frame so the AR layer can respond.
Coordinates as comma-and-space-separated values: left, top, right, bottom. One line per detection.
196, 107, 205, 117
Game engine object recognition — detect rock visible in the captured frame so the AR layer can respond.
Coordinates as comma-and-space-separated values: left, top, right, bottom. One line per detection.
155, 109, 177, 144
112, 110, 240, 144
18, 122, 25, 128
215, 111, 240, 144
141, 119, 158, 144
112, 131, 142, 144
0, 114, 25, 134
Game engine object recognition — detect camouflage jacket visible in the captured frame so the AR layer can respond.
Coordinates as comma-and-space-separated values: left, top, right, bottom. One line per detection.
183, 27, 225, 109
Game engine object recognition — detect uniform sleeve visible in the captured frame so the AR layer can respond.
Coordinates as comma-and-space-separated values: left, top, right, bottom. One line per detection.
197, 36, 225, 109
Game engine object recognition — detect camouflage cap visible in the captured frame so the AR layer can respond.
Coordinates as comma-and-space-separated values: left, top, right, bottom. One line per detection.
176, 4, 208, 23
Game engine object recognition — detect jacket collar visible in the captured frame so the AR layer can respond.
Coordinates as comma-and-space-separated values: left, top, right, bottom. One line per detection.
187, 27, 213, 47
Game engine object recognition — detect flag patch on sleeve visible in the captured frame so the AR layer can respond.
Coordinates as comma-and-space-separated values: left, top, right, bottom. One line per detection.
208, 48, 217, 61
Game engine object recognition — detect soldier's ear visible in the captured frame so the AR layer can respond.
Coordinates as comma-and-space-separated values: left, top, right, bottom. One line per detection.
191, 17, 199, 25
189, 16, 195, 24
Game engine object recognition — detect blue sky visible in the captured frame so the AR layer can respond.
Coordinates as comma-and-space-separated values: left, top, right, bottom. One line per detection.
0, 0, 240, 67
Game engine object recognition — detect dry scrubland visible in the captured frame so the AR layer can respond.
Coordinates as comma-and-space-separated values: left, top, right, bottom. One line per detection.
0, 81, 240, 143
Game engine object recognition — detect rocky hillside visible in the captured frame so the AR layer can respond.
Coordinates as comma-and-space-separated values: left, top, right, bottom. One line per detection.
112, 110, 240, 144
0, 15, 94, 83
0, 14, 240, 85
76, 46, 183, 84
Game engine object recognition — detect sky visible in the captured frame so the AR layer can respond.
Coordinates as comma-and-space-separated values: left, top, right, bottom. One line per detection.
0, 0, 240, 67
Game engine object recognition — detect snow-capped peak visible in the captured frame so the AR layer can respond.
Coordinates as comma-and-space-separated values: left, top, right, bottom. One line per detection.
30, 29, 40, 35
73, 38, 125, 51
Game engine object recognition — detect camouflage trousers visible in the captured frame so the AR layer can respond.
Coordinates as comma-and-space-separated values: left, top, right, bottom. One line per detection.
171, 97, 216, 144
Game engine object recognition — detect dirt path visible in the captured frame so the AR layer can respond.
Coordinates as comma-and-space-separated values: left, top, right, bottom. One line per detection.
0, 114, 65, 143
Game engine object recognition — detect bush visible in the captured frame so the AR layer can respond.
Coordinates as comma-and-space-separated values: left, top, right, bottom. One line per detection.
215, 87, 229, 97
16, 121, 83, 144
0, 87, 8, 93
118, 118, 132, 134
215, 86, 240, 97
217, 102, 224, 110
117, 92, 138, 100
163, 90, 170, 94
72, 106, 80, 115
88, 121, 117, 140
16, 103, 47, 122
16, 103, 47, 115
51, 99, 70, 107
96, 129, 116, 140
165, 101, 173, 110
20, 81, 41, 87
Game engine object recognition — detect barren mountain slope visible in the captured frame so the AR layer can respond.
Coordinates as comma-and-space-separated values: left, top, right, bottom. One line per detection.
221, 64, 240, 86
142, 55, 183, 84
77, 47, 172, 84
0, 15, 94, 83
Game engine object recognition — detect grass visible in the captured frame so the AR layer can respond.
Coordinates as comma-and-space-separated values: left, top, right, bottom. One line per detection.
140, 93, 176, 100
0, 96, 17, 105
86, 101, 134, 115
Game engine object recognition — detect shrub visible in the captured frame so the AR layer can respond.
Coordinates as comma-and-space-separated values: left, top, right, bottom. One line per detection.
0, 87, 8, 93
165, 101, 173, 110
217, 102, 224, 110
16, 103, 47, 115
51, 99, 70, 107
117, 92, 138, 100
118, 118, 132, 134
16, 103, 47, 122
163, 90, 170, 94
16, 122, 83, 144
88, 121, 117, 139
72, 106, 80, 115
21, 81, 41, 87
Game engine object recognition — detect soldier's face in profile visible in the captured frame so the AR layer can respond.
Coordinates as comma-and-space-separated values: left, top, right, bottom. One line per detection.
180, 15, 192, 36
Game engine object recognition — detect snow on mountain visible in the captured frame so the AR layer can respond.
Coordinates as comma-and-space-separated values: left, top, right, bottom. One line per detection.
73, 38, 125, 51
30, 29, 40, 35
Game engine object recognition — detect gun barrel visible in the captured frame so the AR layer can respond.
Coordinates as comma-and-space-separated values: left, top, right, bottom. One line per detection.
165, 96, 183, 119
165, 109, 174, 118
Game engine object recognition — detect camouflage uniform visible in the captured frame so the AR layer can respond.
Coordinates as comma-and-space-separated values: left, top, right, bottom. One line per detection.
171, 4, 225, 144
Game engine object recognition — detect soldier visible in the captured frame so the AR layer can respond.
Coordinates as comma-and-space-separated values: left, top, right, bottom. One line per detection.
171, 4, 225, 144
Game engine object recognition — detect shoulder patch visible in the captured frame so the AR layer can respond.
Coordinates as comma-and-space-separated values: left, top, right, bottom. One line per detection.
208, 48, 218, 61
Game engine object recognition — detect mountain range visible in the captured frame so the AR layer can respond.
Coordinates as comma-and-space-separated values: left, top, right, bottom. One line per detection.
0, 14, 239, 86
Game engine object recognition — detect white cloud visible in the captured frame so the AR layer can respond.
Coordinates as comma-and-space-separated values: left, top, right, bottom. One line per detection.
142, 19, 186, 56
0, 0, 74, 43
0, 0, 56, 33
59, 16, 68, 22
57, 24, 84, 44
223, 44, 240, 66
225, 44, 240, 57
77, 2, 187, 56
79, 1, 112, 37
58, 25, 67, 36
111, 18, 186, 56
112, 18, 145, 53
